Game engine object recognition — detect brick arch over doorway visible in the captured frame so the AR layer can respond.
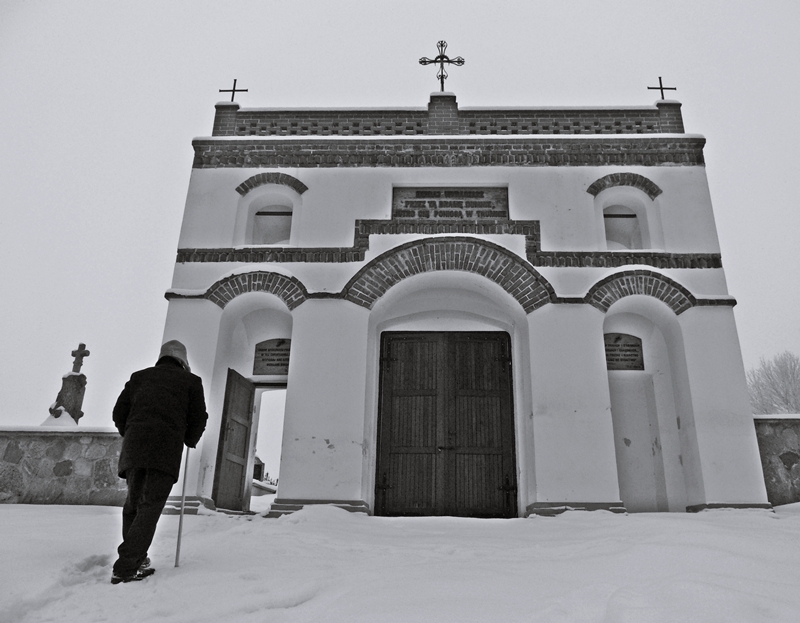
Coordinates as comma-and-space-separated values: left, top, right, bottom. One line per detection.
205, 271, 309, 310
586, 172, 662, 200
343, 237, 556, 312
585, 270, 696, 314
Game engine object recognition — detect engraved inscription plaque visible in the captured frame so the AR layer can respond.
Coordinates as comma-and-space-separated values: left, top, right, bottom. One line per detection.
253, 339, 291, 375
392, 187, 509, 220
604, 333, 644, 371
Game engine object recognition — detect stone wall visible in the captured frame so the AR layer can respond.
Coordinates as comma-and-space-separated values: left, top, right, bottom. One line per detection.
754, 416, 800, 506
0, 427, 126, 506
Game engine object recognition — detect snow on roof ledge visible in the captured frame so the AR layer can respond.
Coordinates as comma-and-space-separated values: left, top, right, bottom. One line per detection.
753, 413, 800, 420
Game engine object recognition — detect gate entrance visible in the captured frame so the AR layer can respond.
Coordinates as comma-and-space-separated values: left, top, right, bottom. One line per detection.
375, 332, 517, 517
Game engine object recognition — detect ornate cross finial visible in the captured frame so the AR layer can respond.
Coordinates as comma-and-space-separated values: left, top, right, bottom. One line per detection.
647, 76, 677, 100
71, 343, 90, 373
419, 41, 464, 92
219, 78, 248, 102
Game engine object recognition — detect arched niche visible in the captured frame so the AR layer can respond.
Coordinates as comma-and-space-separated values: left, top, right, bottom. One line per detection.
593, 185, 664, 251
232, 184, 303, 246
602, 295, 701, 512
203, 290, 294, 509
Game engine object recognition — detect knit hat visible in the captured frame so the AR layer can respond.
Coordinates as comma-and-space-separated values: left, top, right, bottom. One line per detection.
158, 340, 191, 371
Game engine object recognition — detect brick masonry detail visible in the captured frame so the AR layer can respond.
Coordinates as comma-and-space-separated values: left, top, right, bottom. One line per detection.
192, 137, 705, 169
169, 242, 734, 315
204, 271, 309, 310
211, 101, 684, 137
586, 172, 663, 199
235, 172, 309, 196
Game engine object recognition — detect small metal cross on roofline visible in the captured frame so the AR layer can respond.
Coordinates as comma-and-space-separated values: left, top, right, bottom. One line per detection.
219, 78, 248, 102
419, 41, 464, 92
647, 76, 677, 100
71, 343, 90, 373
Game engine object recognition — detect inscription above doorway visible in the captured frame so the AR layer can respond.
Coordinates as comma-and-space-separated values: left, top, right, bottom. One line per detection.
375, 332, 517, 518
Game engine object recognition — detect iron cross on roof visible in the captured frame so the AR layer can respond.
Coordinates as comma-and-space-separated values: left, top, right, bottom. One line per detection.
219, 78, 248, 102
648, 76, 677, 99
419, 41, 464, 92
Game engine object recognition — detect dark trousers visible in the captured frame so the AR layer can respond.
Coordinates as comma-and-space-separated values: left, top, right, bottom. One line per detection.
113, 468, 174, 576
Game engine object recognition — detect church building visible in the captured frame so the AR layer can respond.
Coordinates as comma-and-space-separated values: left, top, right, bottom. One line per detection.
163, 85, 769, 517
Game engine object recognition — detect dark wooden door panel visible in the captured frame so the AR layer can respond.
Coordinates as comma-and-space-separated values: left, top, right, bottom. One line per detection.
213, 369, 255, 511
376, 332, 517, 518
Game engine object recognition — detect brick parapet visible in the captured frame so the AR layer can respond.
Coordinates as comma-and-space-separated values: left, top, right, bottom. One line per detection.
192, 136, 705, 169
427, 93, 460, 135
656, 101, 685, 133
209, 96, 685, 138
213, 102, 240, 136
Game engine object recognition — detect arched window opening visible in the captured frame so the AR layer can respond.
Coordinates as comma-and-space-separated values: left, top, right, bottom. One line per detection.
253, 205, 293, 245
604, 205, 643, 250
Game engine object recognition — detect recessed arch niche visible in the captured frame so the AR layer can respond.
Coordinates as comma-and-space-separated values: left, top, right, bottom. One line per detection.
592, 184, 665, 251
602, 294, 700, 512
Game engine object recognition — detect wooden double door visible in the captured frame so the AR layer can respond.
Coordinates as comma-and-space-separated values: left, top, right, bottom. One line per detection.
375, 332, 518, 518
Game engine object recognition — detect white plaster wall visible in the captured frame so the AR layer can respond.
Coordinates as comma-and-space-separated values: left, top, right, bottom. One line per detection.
527, 304, 621, 505
277, 300, 370, 502
177, 163, 718, 254
677, 306, 769, 506
161, 298, 222, 499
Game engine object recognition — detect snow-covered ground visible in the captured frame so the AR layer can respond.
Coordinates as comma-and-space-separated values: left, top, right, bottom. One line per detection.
2, 503, 800, 623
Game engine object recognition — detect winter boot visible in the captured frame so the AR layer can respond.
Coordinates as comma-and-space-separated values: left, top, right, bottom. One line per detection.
110, 567, 156, 584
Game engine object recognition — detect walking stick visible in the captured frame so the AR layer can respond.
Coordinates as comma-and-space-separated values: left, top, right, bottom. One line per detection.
174, 447, 190, 568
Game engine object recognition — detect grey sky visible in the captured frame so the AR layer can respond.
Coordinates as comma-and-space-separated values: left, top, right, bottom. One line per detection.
1, 0, 798, 427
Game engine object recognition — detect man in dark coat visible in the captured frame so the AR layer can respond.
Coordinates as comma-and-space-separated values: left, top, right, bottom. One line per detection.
111, 340, 208, 584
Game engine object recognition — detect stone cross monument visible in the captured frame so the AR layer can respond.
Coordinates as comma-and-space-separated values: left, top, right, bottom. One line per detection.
45, 343, 90, 425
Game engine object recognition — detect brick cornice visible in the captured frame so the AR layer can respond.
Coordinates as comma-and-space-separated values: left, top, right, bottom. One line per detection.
192, 136, 705, 169
586, 173, 663, 199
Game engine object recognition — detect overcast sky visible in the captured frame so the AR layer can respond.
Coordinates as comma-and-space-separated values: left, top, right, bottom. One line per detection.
1, 0, 798, 427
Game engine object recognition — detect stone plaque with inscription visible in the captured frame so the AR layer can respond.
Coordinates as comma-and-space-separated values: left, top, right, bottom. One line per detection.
604, 333, 644, 371
253, 339, 291, 375
392, 187, 509, 220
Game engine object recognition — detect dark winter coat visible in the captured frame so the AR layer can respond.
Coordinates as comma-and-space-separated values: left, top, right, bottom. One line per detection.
113, 357, 208, 482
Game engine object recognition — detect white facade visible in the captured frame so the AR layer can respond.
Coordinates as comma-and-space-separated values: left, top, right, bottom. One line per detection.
163, 93, 769, 516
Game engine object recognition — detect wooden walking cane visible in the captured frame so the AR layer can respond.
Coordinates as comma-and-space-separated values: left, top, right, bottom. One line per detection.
174, 448, 190, 567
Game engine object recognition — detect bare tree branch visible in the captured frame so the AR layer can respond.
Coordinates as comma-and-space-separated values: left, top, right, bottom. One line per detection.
747, 351, 800, 414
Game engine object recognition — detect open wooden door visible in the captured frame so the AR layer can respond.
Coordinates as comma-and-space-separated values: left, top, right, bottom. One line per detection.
375, 332, 517, 518
213, 369, 255, 511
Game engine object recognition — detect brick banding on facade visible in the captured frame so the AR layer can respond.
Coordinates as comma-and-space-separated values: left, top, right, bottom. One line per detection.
235, 172, 309, 196
585, 173, 663, 199
584, 270, 696, 315
192, 137, 706, 169
204, 271, 309, 310
527, 251, 722, 269
342, 237, 556, 313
